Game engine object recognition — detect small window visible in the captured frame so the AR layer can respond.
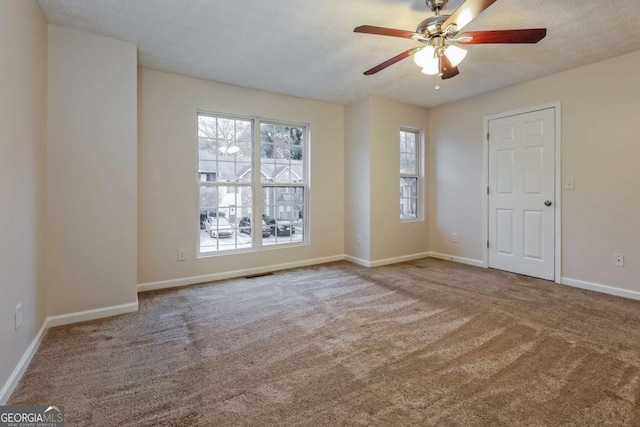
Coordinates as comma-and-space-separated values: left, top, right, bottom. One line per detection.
400, 129, 420, 220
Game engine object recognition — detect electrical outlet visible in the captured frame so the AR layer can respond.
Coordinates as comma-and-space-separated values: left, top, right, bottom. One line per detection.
356, 235, 362, 246
15, 304, 22, 330
451, 233, 458, 243
613, 254, 624, 267
178, 248, 186, 261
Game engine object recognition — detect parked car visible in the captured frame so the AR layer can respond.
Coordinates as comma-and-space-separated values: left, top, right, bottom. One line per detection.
262, 214, 292, 237
204, 216, 233, 238
238, 216, 271, 237
201, 211, 227, 230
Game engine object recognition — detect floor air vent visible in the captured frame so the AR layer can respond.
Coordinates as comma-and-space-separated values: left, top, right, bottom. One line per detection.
245, 272, 274, 279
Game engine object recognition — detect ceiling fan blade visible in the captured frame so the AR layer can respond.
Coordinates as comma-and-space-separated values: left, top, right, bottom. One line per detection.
354, 25, 420, 40
440, 55, 460, 80
442, 0, 498, 32
457, 29, 547, 44
363, 47, 422, 75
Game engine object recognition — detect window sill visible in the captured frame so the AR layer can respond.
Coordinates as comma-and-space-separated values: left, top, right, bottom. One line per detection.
400, 218, 424, 224
196, 240, 310, 259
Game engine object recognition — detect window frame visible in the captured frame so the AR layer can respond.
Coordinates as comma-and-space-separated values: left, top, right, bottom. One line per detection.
196, 110, 310, 258
399, 127, 423, 222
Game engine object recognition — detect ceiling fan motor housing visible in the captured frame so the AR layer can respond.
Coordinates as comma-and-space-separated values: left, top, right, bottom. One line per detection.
416, 15, 450, 37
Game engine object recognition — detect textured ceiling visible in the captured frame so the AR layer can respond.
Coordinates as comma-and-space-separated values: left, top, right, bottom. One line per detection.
39, 0, 640, 108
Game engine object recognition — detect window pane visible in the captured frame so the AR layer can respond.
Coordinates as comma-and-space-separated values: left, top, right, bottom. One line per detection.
261, 142, 274, 159
216, 160, 235, 182
199, 138, 217, 182
262, 186, 304, 246
275, 163, 291, 183
400, 131, 407, 153
289, 127, 304, 159
198, 137, 217, 153
198, 116, 253, 186
262, 123, 305, 184
236, 140, 251, 158
400, 178, 418, 219
400, 177, 418, 197
400, 199, 418, 220
236, 161, 252, 182
405, 154, 417, 175
217, 118, 234, 140
198, 116, 216, 137
260, 123, 274, 143
290, 145, 303, 161
275, 142, 290, 160
199, 185, 252, 253
236, 120, 252, 142
400, 153, 407, 174
406, 132, 416, 153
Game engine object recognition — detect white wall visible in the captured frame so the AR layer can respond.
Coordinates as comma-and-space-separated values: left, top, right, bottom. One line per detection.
344, 98, 371, 261
0, 0, 47, 399
138, 68, 344, 285
370, 97, 429, 261
47, 26, 138, 315
429, 50, 640, 292
344, 97, 429, 264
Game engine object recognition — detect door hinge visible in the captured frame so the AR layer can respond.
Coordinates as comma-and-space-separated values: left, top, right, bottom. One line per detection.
487, 186, 490, 195
487, 240, 490, 248
487, 132, 490, 140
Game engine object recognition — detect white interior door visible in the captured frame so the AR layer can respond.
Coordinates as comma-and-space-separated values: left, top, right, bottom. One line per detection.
488, 108, 555, 280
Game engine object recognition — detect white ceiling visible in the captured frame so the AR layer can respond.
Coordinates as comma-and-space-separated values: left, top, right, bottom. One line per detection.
39, 0, 640, 108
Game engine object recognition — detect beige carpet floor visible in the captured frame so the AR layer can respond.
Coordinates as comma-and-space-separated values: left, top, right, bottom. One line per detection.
9, 259, 640, 426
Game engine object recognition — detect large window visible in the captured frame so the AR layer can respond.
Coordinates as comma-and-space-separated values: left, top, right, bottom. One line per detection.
400, 129, 420, 220
198, 113, 307, 255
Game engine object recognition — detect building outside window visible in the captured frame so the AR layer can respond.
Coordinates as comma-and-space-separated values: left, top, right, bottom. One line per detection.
197, 113, 307, 255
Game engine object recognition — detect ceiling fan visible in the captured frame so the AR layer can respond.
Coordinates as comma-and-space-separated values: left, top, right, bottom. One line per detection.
354, 0, 546, 87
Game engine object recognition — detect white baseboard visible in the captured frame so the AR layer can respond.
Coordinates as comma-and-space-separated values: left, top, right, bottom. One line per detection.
344, 252, 480, 269
561, 277, 640, 301
344, 252, 430, 268
0, 321, 48, 405
369, 252, 431, 267
47, 300, 139, 328
427, 252, 486, 268
137, 255, 345, 292
343, 255, 371, 268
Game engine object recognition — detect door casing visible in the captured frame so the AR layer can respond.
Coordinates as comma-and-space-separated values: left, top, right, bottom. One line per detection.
482, 102, 562, 283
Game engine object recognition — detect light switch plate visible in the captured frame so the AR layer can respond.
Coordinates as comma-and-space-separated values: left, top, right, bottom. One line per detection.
564, 177, 575, 190
178, 248, 186, 261
451, 233, 458, 243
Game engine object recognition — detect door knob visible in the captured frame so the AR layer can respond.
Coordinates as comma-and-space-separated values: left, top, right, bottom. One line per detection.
544, 200, 552, 206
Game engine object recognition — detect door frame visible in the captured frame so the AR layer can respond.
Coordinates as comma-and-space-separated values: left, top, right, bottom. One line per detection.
482, 102, 562, 283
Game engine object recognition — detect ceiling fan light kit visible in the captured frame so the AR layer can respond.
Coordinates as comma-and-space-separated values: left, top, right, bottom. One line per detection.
354, 0, 547, 90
